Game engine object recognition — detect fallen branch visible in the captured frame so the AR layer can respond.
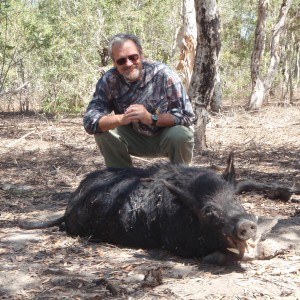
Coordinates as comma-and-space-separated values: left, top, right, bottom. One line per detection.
5, 128, 61, 148
264, 122, 300, 129
5, 130, 36, 148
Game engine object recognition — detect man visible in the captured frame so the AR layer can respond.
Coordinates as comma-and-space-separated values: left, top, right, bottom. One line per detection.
83, 33, 195, 168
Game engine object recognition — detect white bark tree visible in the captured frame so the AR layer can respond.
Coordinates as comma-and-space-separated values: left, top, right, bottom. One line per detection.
249, 0, 293, 110
188, 0, 221, 151
295, 42, 300, 88
176, 0, 197, 90
249, 0, 268, 109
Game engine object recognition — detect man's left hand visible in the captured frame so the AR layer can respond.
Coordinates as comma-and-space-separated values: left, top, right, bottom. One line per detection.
124, 104, 152, 125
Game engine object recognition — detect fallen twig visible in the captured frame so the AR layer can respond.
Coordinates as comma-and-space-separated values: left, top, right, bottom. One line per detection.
5, 130, 36, 148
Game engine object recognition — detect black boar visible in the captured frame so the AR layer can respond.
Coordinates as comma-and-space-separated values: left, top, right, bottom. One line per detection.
19, 154, 258, 264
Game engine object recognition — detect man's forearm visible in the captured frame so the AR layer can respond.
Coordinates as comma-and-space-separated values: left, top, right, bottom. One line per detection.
98, 115, 124, 132
155, 113, 176, 127
98, 111, 176, 133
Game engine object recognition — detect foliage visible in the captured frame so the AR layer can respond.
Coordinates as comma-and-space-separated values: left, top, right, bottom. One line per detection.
219, 0, 300, 102
0, 0, 298, 112
0, 0, 181, 113
219, 2, 255, 99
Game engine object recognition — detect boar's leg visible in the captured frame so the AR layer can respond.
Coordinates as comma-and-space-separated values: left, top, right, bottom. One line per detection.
235, 180, 292, 201
19, 216, 65, 229
222, 152, 297, 201
202, 250, 243, 265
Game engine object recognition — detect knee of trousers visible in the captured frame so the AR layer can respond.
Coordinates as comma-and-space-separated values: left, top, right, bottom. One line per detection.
95, 130, 119, 144
164, 126, 194, 145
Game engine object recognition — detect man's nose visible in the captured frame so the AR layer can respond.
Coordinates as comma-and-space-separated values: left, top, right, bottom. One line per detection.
124, 58, 133, 66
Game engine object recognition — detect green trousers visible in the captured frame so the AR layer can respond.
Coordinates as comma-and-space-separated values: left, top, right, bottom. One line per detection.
95, 125, 194, 168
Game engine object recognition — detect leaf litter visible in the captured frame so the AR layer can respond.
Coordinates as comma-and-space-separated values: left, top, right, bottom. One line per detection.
0, 103, 300, 299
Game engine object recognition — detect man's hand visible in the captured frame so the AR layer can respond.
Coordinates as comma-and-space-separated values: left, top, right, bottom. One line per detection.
98, 104, 175, 132
98, 104, 151, 132
124, 104, 152, 125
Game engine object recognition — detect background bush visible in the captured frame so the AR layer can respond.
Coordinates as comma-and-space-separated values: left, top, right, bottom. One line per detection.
0, 0, 298, 113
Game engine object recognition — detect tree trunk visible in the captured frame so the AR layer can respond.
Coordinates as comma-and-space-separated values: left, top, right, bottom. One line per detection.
280, 39, 295, 104
249, 0, 293, 110
211, 71, 222, 113
189, 0, 221, 152
249, 0, 268, 109
294, 42, 299, 89
250, 0, 268, 91
176, 0, 197, 90
264, 0, 293, 93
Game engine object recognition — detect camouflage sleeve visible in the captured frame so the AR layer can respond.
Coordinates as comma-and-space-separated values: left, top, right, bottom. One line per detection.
165, 71, 195, 126
83, 78, 113, 135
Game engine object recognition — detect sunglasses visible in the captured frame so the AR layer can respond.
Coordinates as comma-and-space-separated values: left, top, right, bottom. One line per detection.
116, 54, 139, 66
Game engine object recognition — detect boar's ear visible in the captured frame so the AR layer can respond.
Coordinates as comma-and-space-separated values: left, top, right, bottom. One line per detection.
162, 179, 197, 209
222, 151, 236, 185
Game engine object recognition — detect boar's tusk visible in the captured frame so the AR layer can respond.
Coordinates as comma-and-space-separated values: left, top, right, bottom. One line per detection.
227, 247, 240, 254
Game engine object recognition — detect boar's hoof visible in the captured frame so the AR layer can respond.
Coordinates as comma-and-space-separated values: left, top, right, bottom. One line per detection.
202, 251, 241, 265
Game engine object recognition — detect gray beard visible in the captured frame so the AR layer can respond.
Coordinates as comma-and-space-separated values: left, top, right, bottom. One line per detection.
122, 67, 142, 83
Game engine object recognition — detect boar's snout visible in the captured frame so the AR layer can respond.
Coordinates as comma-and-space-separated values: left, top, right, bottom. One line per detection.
236, 220, 257, 240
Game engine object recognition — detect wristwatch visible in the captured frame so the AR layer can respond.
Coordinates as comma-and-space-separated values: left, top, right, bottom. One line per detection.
151, 114, 159, 125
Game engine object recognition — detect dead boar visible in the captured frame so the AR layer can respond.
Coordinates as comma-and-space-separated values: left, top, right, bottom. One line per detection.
19, 154, 258, 265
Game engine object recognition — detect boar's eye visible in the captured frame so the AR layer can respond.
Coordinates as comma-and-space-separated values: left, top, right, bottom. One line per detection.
201, 205, 221, 221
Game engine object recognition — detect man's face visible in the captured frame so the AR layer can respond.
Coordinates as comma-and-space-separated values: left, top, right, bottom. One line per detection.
112, 40, 143, 82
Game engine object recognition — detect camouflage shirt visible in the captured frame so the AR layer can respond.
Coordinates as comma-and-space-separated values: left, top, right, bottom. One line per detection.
83, 60, 195, 136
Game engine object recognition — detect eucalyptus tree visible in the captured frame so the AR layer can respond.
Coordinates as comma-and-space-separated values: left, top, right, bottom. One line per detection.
249, 0, 268, 110
249, 0, 294, 109
189, 0, 221, 151
279, 2, 300, 103
176, 0, 197, 90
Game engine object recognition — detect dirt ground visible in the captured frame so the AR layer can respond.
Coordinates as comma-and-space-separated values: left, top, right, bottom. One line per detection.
0, 101, 300, 299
